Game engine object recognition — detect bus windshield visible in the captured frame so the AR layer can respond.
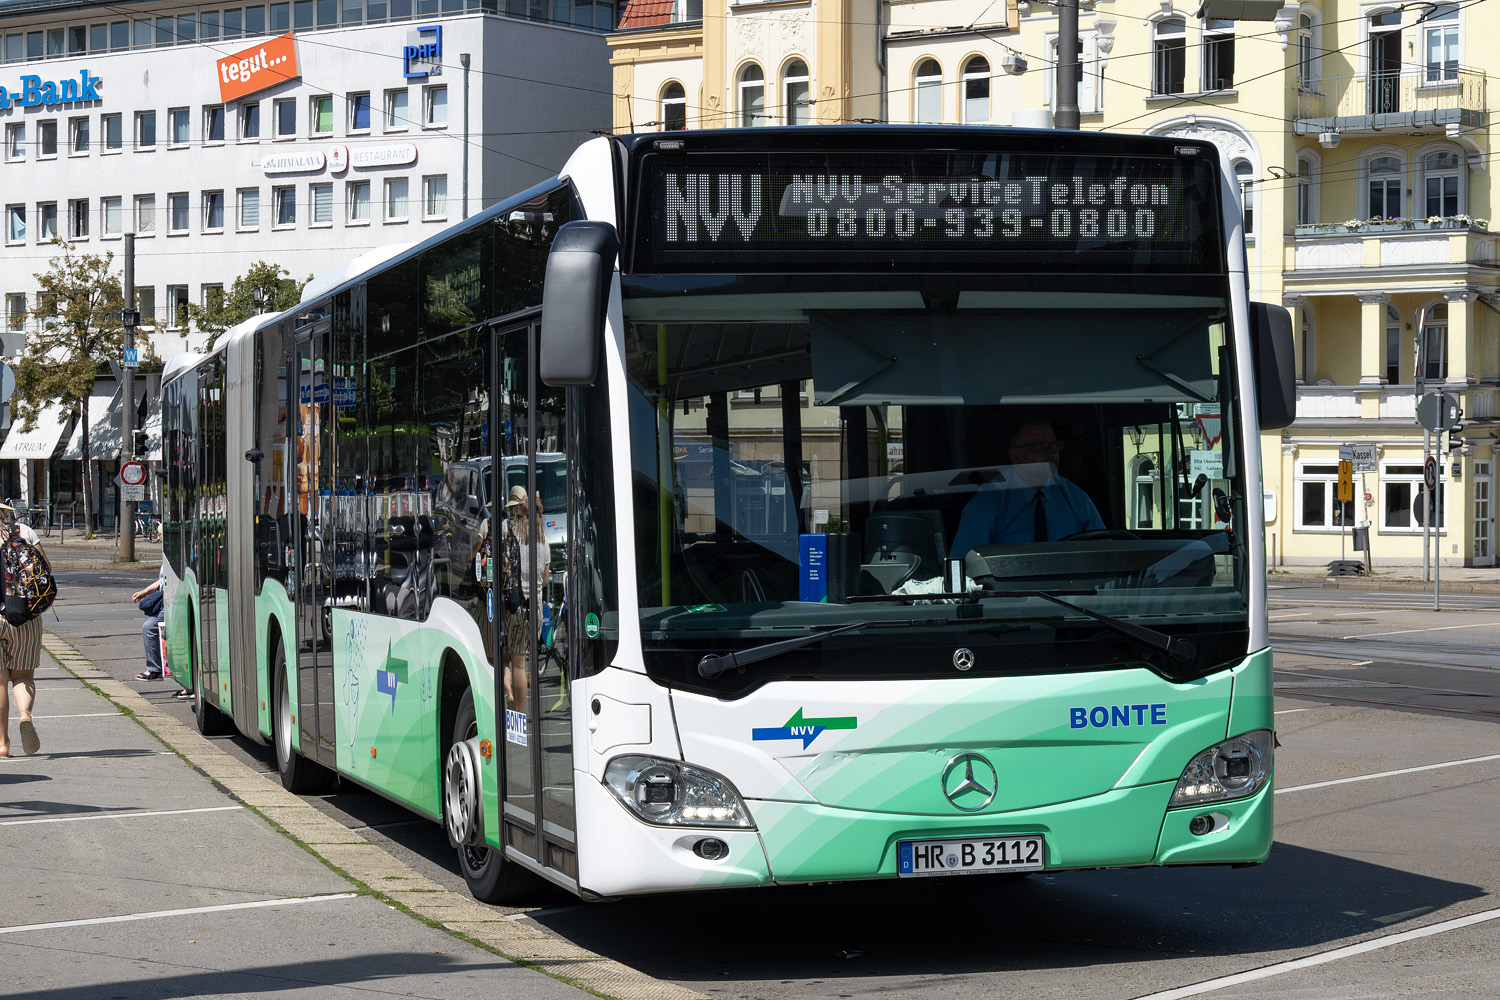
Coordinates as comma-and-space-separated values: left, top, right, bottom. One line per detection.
623, 274, 1247, 681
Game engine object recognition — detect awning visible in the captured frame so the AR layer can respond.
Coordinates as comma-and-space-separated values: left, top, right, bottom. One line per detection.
61, 388, 121, 461
143, 396, 162, 462
0, 402, 72, 461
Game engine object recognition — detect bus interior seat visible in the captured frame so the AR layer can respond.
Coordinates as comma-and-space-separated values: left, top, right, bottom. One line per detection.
860, 511, 945, 593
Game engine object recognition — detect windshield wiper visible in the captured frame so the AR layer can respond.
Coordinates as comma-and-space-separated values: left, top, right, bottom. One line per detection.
1022, 591, 1198, 664
698, 621, 873, 678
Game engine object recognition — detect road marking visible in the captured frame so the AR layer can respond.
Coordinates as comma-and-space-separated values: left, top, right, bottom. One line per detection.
0, 805, 243, 827
1276, 753, 1500, 794
1131, 905, 1500, 1000
1269, 612, 1312, 619
0, 893, 359, 936
1343, 621, 1500, 639
1274, 708, 1315, 715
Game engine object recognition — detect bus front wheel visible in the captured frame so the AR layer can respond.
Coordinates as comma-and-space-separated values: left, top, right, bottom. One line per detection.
450, 688, 538, 904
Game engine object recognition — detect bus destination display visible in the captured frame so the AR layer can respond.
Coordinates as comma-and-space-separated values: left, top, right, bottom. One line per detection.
635, 151, 1219, 272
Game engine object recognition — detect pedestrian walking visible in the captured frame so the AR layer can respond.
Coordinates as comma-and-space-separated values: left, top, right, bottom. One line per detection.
0, 501, 45, 757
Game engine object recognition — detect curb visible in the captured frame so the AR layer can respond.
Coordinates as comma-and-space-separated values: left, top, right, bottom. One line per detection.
40, 632, 706, 1000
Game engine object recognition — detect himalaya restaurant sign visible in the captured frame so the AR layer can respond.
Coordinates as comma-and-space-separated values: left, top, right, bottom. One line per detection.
263, 143, 417, 175
0, 71, 103, 110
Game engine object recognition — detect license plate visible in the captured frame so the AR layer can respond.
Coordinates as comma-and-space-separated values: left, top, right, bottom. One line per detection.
896, 835, 1045, 877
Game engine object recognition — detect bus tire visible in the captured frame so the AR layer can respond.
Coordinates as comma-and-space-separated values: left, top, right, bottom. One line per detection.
273, 636, 334, 793
450, 687, 538, 904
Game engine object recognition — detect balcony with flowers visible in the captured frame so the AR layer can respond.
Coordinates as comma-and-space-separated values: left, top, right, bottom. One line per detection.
1290, 216, 1496, 271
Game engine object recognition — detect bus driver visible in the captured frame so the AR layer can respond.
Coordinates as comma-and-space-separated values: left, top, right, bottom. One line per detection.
949, 418, 1104, 555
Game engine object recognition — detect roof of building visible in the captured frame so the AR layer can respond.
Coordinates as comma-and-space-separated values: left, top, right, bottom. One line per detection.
616, 0, 674, 31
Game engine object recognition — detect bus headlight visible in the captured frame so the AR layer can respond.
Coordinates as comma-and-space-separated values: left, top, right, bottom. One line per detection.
1169, 730, 1273, 807
603, 755, 755, 829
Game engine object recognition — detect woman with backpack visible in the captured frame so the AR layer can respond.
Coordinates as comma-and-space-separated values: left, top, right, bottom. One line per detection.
0, 501, 45, 758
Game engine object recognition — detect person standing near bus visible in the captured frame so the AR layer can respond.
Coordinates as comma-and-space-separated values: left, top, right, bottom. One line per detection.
0, 502, 45, 757
501, 485, 549, 710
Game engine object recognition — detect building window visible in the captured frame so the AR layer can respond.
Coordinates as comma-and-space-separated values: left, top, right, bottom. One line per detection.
202, 284, 224, 313
38, 120, 57, 157
167, 285, 189, 330
5, 293, 23, 331
1295, 463, 1354, 530
201, 9, 220, 39
102, 196, 122, 236
136, 286, 156, 328
203, 190, 225, 231
1385, 303, 1402, 384
1423, 149, 1462, 217
69, 198, 89, 238
1367, 155, 1403, 219
274, 98, 296, 137
423, 85, 447, 126
1153, 18, 1186, 96
1297, 12, 1318, 90
962, 56, 991, 123
274, 185, 296, 226
226, 7, 247, 36
347, 180, 370, 223
270, 1, 290, 31
311, 95, 333, 134
38, 202, 57, 241
310, 182, 333, 224
384, 177, 409, 221
660, 81, 686, 131
111, 20, 129, 49
1203, 19, 1235, 90
783, 60, 810, 125
1424, 4, 1459, 82
1382, 463, 1443, 530
1296, 152, 1318, 225
738, 63, 765, 127
1234, 159, 1254, 234
240, 102, 261, 139
423, 175, 447, 218
914, 59, 942, 124
169, 107, 190, 145
1421, 302, 1448, 381
384, 88, 408, 130
102, 113, 122, 151
205, 104, 225, 142
238, 188, 260, 229
136, 111, 156, 149
349, 92, 371, 131
5, 123, 22, 159
135, 194, 156, 234
168, 192, 190, 232
6, 205, 24, 243
70, 116, 89, 153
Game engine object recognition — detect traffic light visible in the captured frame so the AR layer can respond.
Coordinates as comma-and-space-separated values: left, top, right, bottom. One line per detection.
133, 429, 150, 455
1336, 460, 1354, 503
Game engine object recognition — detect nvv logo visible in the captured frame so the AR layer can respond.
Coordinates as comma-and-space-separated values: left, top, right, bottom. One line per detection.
752, 707, 857, 750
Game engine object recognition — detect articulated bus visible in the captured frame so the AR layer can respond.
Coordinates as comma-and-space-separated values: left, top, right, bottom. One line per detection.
160, 126, 1296, 903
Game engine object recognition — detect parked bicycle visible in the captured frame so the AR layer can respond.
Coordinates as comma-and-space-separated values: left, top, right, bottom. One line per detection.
135, 512, 162, 542
3, 499, 50, 537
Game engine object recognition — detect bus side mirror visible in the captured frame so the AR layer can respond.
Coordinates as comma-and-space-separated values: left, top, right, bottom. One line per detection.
540, 220, 619, 387
1249, 302, 1296, 431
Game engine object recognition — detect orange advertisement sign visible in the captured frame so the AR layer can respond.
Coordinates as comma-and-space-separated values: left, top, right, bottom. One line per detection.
216, 33, 298, 103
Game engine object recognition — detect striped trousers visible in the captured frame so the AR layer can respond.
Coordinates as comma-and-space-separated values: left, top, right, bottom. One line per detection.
0, 617, 44, 673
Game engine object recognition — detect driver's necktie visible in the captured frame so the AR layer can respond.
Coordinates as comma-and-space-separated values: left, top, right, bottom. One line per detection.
1033, 492, 1047, 542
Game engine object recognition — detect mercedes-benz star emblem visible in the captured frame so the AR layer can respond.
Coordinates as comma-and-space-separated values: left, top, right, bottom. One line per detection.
941, 752, 998, 811
952, 647, 976, 671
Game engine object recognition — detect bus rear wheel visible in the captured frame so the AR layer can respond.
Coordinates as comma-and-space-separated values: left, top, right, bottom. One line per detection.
449, 688, 538, 905
274, 637, 334, 794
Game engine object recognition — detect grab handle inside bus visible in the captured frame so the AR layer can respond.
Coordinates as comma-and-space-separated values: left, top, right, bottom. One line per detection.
1249, 302, 1296, 431
540, 220, 619, 387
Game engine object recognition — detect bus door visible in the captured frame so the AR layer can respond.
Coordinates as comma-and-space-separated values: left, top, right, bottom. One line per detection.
495, 317, 578, 883
290, 314, 337, 769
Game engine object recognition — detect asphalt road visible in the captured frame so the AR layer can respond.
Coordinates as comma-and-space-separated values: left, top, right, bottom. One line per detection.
32, 568, 1500, 1000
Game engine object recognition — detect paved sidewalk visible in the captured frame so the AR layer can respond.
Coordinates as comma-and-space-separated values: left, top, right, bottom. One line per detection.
1, 627, 702, 1000
1270, 562, 1500, 593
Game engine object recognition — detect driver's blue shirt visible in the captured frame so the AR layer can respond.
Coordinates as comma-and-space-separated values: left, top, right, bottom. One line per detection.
949, 475, 1105, 556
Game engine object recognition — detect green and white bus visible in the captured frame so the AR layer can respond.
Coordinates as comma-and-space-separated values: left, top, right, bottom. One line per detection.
160, 126, 1296, 903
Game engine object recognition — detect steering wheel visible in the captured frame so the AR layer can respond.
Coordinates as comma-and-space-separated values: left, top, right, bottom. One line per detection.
1060, 528, 1140, 541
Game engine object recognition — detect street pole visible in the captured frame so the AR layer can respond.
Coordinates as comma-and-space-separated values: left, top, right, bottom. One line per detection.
460, 52, 471, 220
1055, 0, 1080, 130
1423, 429, 1430, 583
121, 232, 136, 563
1435, 428, 1442, 610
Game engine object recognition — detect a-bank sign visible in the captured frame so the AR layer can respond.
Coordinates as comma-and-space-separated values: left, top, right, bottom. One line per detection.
0, 71, 103, 110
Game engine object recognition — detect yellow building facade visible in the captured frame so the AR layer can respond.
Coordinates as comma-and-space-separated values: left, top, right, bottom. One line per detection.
608, 0, 1500, 568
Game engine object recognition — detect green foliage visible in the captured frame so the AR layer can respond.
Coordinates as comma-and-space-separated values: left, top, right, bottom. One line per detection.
185, 261, 308, 350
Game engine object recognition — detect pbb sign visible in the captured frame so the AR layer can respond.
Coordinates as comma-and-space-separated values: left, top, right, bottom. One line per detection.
217, 33, 298, 103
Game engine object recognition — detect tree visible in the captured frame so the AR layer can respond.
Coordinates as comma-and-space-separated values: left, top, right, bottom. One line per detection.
20, 241, 143, 539
186, 261, 309, 350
